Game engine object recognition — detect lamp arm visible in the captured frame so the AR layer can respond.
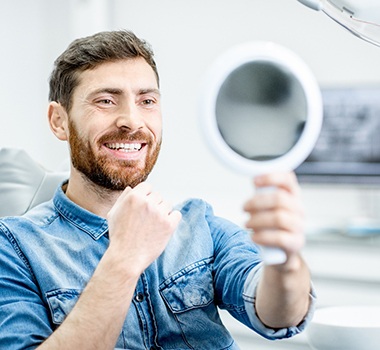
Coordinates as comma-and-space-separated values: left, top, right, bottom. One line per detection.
297, 0, 322, 11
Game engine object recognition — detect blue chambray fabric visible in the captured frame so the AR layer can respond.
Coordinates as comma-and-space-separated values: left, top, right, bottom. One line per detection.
0, 183, 315, 349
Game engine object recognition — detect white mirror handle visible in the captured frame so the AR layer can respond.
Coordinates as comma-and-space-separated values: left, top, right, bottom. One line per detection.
261, 246, 287, 265
255, 186, 287, 265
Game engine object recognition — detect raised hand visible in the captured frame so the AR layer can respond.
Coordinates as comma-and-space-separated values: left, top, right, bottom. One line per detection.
243, 172, 305, 264
107, 182, 182, 275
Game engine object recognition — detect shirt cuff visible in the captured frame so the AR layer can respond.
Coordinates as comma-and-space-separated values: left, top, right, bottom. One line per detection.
243, 262, 317, 340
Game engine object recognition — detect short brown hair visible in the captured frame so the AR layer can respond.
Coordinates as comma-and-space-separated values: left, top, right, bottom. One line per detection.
49, 30, 159, 111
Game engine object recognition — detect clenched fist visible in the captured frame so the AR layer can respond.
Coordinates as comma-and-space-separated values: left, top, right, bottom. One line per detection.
107, 182, 182, 275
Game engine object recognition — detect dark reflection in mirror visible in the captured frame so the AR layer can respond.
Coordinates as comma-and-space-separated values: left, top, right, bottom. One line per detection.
215, 61, 307, 160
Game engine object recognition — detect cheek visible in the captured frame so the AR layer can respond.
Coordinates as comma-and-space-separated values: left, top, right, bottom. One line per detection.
77, 121, 106, 147
149, 118, 163, 140
68, 120, 94, 151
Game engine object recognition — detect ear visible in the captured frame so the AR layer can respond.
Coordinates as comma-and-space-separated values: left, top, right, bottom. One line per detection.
48, 102, 69, 141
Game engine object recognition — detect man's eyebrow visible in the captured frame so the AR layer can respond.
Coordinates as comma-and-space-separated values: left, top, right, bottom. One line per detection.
139, 88, 161, 96
88, 87, 160, 97
88, 88, 123, 97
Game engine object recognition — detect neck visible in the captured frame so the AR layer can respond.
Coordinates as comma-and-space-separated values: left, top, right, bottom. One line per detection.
65, 169, 122, 218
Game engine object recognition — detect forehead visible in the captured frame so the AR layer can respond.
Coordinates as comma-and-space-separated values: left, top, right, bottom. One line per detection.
75, 58, 158, 94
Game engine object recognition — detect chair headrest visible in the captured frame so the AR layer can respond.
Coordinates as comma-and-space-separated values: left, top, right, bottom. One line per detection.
0, 148, 69, 216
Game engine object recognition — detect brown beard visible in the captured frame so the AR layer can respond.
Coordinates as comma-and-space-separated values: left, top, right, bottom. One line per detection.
68, 120, 161, 190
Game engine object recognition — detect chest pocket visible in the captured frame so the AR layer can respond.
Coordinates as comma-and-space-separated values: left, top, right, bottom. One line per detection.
159, 259, 234, 349
46, 288, 82, 325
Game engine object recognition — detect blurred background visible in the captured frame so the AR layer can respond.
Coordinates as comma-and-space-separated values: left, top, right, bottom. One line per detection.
1, 1, 380, 348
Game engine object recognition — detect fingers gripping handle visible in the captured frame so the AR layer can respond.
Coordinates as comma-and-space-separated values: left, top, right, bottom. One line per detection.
255, 186, 287, 265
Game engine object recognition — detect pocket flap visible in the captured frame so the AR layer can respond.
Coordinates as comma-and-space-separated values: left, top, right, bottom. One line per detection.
46, 288, 81, 324
160, 259, 214, 313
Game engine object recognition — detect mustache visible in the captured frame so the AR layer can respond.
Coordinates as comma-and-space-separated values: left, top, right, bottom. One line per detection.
98, 129, 153, 145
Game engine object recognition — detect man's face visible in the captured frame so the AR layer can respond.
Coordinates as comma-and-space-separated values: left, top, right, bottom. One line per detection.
67, 58, 162, 190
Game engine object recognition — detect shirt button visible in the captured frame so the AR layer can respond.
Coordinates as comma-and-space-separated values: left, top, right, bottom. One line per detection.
135, 292, 144, 302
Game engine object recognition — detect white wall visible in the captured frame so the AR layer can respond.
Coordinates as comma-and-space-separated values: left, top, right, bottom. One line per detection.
2, 0, 380, 229
0, 0, 111, 172
0, 1, 70, 170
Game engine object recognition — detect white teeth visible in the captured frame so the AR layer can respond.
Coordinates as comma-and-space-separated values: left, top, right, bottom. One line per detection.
106, 143, 142, 151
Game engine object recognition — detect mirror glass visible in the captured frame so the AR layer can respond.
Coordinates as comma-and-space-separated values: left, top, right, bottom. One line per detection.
216, 61, 307, 161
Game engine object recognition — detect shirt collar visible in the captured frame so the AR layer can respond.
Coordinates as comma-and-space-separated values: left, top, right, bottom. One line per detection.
53, 181, 109, 241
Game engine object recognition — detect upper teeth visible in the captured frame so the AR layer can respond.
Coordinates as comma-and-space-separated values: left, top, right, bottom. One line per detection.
107, 143, 142, 151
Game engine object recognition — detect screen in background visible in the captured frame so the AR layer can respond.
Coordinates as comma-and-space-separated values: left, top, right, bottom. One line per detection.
296, 86, 380, 184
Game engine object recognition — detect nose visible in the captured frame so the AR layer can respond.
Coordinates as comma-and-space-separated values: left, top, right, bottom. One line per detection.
115, 105, 144, 131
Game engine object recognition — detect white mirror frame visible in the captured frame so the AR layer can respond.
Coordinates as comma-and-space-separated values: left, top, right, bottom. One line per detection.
199, 41, 323, 177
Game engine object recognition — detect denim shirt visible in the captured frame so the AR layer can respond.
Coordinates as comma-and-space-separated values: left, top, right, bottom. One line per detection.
0, 184, 315, 349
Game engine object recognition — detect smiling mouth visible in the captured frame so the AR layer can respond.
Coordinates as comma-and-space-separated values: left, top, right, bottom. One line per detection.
105, 142, 143, 152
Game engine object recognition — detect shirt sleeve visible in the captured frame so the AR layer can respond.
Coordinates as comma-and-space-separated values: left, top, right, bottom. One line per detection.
243, 263, 317, 340
204, 201, 317, 341
0, 222, 53, 349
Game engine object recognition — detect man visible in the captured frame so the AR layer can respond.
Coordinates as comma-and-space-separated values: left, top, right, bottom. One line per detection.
0, 30, 315, 349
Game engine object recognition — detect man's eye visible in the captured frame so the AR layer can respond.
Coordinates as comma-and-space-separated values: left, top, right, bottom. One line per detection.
99, 99, 113, 105
94, 98, 115, 106
142, 99, 155, 106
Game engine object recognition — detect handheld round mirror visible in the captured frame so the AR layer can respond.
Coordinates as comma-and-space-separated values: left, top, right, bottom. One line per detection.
199, 42, 323, 264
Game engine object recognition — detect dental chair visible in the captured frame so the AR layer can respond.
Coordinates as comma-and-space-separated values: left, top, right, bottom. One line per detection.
0, 148, 69, 217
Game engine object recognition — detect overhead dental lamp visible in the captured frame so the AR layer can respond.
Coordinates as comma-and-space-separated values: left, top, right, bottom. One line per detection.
298, 0, 380, 47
